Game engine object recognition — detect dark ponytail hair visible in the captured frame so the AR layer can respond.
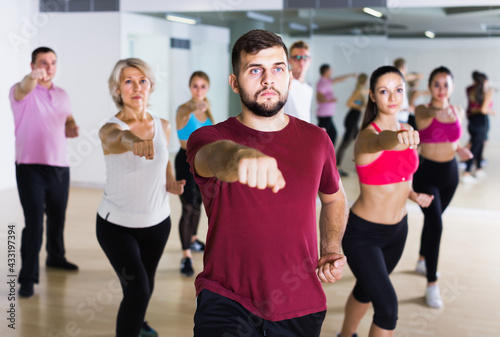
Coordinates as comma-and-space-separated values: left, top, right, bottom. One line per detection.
361, 65, 405, 130
472, 70, 488, 104
428, 66, 453, 87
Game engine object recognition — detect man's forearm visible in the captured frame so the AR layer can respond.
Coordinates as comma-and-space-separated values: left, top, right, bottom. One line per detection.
319, 190, 348, 256
195, 140, 264, 181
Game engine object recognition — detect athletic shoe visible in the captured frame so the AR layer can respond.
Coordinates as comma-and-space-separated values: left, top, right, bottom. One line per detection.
46, 259, 79, 271
338, 169, 349, 177
475, 170, 487, 179
180, 257, 194, 277
19, 282, 34, 298
461, 174, 476, 184
415, 260, 427, 276
426, 284, 443, 309
139, 321, 158, 337
415, 260, 441, 278
189, 239, 205, 252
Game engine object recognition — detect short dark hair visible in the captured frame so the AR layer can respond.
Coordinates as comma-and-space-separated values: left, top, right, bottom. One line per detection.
289, 40, 309, 54
32, 47, 56, 64
393, 57, 406, 69
320, 64, 330, 76
231, 30, 288, 77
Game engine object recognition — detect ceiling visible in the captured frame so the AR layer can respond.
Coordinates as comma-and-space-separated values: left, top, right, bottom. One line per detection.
140, 6, 500, 38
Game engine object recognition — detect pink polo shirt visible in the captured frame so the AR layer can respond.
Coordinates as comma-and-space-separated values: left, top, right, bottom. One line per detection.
316, 77, 336, 117
9, 83, 71, 167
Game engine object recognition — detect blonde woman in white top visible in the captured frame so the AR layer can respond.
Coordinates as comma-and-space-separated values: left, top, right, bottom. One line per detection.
97, 58, 185, 337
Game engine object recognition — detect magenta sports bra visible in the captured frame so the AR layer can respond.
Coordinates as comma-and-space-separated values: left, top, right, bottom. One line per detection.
418, 106, 461, 143
356, 123, 419, 185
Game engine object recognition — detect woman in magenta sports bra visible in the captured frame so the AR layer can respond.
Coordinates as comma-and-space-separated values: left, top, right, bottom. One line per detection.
412, 66, 472, 309
463, 71, 494, 182
175, 71, 214, 277
339, 66, 433, 337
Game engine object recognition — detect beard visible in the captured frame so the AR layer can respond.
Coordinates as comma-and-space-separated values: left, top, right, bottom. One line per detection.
239, 84, 288, 118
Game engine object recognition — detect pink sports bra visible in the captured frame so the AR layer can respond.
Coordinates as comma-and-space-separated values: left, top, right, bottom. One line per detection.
356, 123, 419, 185
418, 106, 461, 143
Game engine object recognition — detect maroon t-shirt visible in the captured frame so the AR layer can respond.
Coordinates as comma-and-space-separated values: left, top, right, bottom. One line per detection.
186, 116, 340, 321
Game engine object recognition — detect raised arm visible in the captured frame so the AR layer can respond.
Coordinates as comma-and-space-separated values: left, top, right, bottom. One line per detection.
355, 127, 419, 155
194, 140, 286, 193
99, 123, 154, 160
331, 73, 357, 84
14, 69, 49, 101
316, 182, 348, 283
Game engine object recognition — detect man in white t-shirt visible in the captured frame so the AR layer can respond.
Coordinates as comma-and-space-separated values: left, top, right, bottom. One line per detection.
284, 40, 313, 123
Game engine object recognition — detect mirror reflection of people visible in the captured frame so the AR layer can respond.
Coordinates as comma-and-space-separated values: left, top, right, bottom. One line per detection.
175, 71, 214, 276
339, 66, 433, 337
97, 58, 185, 337
413, 66, 472, 308
316, 63, 357, 148
9, 47, 80, 298
463, 71, 495, 182
393, 58, 423, 124
188, 29, 348, 337
284, 40, 313, 122
335, 73, 368, 177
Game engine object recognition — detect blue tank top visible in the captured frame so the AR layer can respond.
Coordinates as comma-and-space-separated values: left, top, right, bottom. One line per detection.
177, 113, 213, 141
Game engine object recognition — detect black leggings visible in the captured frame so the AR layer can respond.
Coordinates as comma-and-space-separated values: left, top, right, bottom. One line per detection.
342, 212, 408, 331
96, 215, 171, 337
466, 114, 488, 172
335, 109, 361, 166
413, 157, 458, 283
318, 116, 337, 146
175, 149, 202, 250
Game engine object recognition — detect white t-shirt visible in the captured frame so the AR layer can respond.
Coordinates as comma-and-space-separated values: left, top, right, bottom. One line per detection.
284, 79, 313, 123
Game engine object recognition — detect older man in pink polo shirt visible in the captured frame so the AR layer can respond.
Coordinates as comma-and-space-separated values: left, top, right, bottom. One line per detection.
9, 47, 79, 298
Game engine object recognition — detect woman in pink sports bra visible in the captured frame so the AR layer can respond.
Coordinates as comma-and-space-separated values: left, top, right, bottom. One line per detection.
339, 66, 433, 337
412, 66, 472, 309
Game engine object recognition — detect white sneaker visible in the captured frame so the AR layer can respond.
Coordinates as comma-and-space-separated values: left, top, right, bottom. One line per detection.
475, 170, 487, 179
426, 284, 444, 309
415, 260, 440, 278
415, 260, 427, 275
461, 174, 476, 184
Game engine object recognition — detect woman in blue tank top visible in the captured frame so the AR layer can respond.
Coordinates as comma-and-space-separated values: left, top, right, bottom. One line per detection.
175, 71, 214, 277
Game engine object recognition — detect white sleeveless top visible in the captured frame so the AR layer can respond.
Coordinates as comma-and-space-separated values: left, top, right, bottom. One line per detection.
97, 114, 171, 228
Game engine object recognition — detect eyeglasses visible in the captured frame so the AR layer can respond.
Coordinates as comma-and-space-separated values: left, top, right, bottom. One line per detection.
291, 55, 311, 60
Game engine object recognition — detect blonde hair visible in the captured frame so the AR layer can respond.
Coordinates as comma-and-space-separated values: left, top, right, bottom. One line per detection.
108, 58, 156, 109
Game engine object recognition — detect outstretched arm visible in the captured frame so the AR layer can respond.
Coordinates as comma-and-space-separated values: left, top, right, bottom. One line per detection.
99, 123, 154, 159
316, 181, 348, 283
194, 140, 286, 193
14, 68, 49, 101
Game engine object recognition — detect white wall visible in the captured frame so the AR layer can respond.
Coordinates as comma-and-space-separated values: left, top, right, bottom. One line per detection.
30, 12, 122, 187
0, 0, 38, 190
121, 13, 230, 153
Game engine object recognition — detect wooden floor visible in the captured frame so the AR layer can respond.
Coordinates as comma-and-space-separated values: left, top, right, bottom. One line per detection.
1, 142, 499, 337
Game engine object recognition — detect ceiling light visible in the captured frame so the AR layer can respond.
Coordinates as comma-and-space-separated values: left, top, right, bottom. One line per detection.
289, 22, 308, 32
363, 7, 383, 18
246, 11, 274, 24
424, 30, 435, 38
166, 14, 198, 25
